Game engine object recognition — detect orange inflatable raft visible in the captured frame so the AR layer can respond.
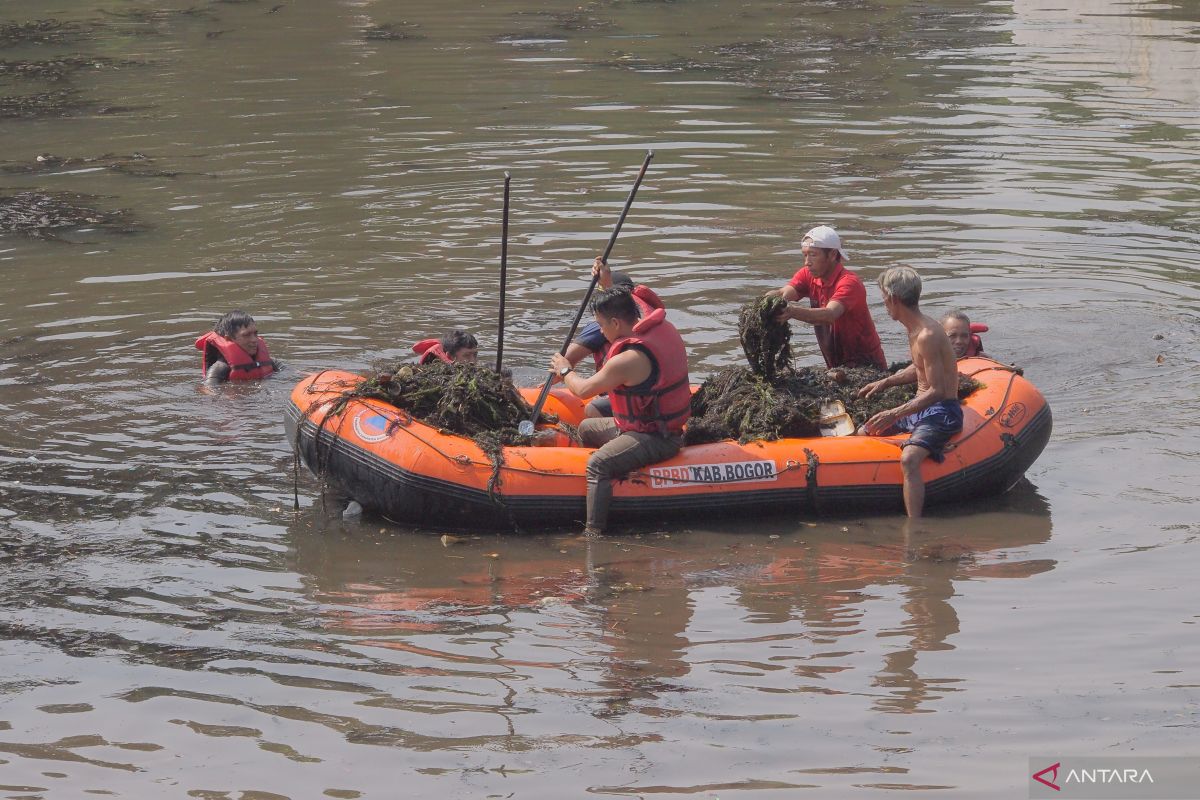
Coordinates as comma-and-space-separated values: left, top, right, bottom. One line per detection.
284, 357, 1051, 529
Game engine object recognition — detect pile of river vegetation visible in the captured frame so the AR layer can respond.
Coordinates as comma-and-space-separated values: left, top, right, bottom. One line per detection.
328, 362, 550, 446
682, 296, 981, 445
315, 362, 569, 497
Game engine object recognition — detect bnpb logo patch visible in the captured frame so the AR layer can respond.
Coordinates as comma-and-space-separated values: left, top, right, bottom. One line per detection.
352, 411, 393, 443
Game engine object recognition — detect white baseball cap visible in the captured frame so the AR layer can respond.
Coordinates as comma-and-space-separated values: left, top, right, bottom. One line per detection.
803, 225, 845, 258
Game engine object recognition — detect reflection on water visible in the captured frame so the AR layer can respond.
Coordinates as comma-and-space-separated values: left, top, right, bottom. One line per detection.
0, 477, 1060, 793
2, 0, 1199, 795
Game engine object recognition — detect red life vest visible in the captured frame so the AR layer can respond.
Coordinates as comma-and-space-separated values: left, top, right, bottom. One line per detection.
195, 332, 275, 381
591, 285, 666, 370
966, 323, 988, 358
412, 338, 452, 365
606, 307, 691, 436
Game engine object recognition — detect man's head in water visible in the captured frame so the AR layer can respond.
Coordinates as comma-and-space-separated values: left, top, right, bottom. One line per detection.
440, 329, 479, 363
214, 310, 261, 357
940, 310, 972, 359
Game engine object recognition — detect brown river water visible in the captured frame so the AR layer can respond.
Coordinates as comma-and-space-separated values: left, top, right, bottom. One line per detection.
1, 0, 1198, 797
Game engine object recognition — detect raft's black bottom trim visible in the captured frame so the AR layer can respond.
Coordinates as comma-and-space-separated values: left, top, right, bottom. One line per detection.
285, 401, 1052, 531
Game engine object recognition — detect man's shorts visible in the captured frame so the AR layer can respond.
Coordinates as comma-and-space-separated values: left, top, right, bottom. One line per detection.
890, 399, 963, 463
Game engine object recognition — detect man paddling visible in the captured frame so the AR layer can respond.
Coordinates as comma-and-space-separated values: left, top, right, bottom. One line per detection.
548, 287, 691, 535
563, 256, 667, 418
767, 225, 886, 369
856, 267, 962, 518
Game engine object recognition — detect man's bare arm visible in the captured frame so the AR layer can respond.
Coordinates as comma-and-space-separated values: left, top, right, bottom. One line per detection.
766, 285, 801, 302
858, 362, 916, 399
779, 299, 845, 325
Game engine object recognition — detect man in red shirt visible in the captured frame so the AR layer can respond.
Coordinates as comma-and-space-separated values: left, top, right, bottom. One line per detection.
766, 225, 886, 369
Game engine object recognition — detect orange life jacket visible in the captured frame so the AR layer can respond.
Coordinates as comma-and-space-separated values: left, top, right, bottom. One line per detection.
966, 323, 988, 358
412, 338, 452, 365
606, 307, 691, 436
195, 332, 275, 381
592, 285, 666, 370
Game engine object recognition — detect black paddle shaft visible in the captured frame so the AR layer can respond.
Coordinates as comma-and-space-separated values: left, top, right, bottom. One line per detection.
495, 171, 511, 374
524, 150, 654, 430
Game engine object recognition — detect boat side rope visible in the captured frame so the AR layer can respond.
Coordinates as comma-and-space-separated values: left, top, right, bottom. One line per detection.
303, 396, 817, 485
803, 448, 820, 512
940, 366, 1019, 453
298, 364, 1024, 486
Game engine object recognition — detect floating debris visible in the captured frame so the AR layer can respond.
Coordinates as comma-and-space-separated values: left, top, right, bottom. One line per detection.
505, 6, 616, 37
363, 22, 423, 41
550, 11, 615, 32
0, 190, 139, 239
595, 3, 1007, 104
0, 19, 87, 48
1, 152, 180, 178
0, 56, 136, 82
0, 89, 89, 118
98, 7, 215, 23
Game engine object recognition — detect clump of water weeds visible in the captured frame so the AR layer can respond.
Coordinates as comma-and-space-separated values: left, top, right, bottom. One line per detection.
0, 190, 139, 239
685, 298, 982, 445
739, 294, 792, 381
363, 22, 423, 41
1, 152, 181, 178
0, 19, 88, 48
317, 361, 574, 502
0, 55, 134, 82
686, 366, 818, 444
0, 89, 92, 118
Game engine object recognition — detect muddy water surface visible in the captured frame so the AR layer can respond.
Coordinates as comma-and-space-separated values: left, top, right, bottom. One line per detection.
1, 0, 1197, 797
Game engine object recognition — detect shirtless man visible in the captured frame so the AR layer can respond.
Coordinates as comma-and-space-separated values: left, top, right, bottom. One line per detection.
877, 309, 988, 390
856, 267, 962, 518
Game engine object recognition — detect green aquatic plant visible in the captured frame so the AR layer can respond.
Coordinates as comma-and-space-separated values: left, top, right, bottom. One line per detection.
685, 299, 984, 445
317, 362, 574, 505
739, 294, 793, 381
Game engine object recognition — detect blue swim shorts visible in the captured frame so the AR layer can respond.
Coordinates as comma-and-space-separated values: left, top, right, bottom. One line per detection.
891, 399, 964, 463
